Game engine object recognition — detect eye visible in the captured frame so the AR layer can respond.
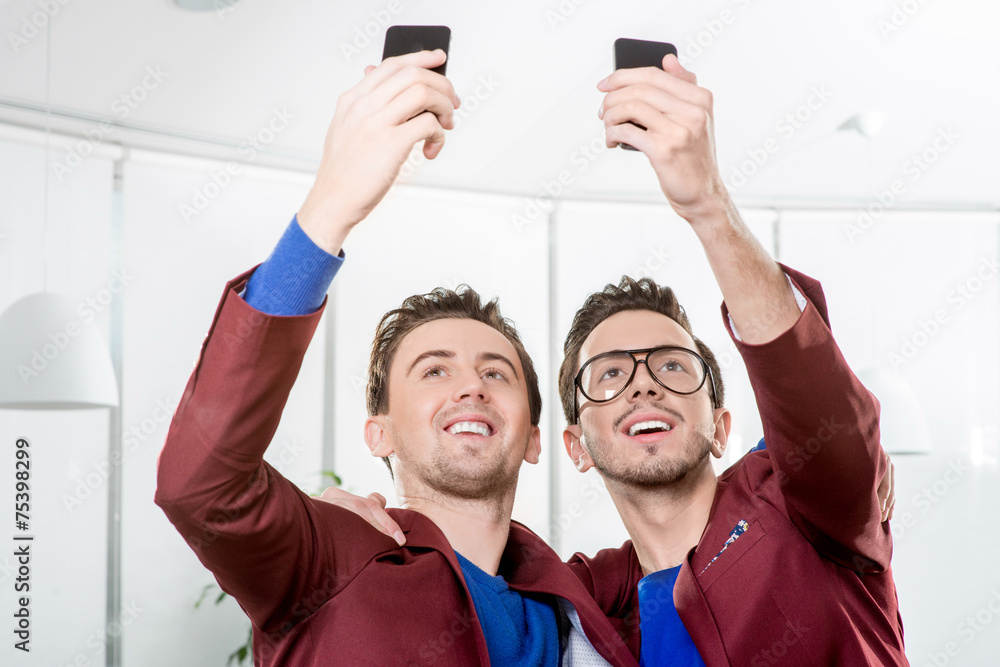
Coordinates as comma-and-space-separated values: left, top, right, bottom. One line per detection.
483, 368, 509, 382
598, 365, 626, 381
658, 358, 686, 373
423, 366, 446, 378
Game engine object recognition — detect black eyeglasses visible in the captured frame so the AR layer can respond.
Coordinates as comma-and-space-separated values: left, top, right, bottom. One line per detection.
573, 346, 717, 423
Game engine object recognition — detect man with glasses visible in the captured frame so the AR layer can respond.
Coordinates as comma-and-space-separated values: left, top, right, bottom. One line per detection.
555, 54, 907, 664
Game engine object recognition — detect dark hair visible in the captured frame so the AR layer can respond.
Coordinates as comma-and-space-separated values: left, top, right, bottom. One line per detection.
557, 276, 724, 425
367, 285, 542, 477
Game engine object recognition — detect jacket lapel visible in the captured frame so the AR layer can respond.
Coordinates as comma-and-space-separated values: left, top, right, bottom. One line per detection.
675, 550, 729, 666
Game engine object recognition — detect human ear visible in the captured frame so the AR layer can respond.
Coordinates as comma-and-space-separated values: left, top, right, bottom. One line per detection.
523, 425, 542, 465
563, 424, 595, 473
710, 408, 732, 459
364, 416, 395, 458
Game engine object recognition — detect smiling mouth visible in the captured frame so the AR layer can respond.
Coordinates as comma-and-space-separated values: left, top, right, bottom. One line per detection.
446, 421, 494, 437
627, 420, 673, 437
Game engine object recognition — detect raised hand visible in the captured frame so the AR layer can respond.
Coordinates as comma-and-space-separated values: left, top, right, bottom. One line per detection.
598, 53, 727, 223
298, 49, 460, 255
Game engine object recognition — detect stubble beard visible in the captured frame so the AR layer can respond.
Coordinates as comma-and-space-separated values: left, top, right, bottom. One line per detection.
582, 423, 715, 488
391, 422, 523, 503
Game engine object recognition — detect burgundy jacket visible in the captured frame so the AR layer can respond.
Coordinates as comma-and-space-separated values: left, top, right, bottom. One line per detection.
568, 267, 908, 666
154, 269, 638, 667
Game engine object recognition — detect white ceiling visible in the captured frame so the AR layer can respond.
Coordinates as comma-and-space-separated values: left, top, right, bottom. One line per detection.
1, 0, 997, 207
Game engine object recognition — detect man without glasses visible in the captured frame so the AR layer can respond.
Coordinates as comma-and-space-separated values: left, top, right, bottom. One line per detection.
155, 49, 635, 666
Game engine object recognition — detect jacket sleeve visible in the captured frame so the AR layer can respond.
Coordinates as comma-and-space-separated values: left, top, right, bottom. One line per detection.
724, 264, 892, 571
154, 269, 395, 633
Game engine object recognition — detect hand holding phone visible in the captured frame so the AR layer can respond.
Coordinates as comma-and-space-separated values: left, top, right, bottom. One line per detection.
612, 38, 678, 150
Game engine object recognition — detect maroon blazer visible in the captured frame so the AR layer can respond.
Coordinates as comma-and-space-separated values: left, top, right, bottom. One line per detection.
568, 266, 908, 666
154, 269, 637, 667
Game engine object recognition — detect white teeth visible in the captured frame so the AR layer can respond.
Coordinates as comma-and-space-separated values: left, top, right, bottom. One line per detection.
628, 420, 672, 436
447, 421, 491, 437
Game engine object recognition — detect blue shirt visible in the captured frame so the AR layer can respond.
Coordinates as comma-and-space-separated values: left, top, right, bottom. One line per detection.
456, 552, 560, 667
243, 215, 342, 315
637, 566, 705, 667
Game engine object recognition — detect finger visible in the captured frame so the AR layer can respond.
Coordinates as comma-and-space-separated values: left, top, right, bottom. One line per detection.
604, 118, 649, 152
399, 112, 447, 158
662, 53, 697, 85
602, 83, 709, 124
361, 499, 406, 546
599, 65, 710, 110
377, 83, 456, 130
356, 50, 457, 107
602, 96, 703, 143
423, 136, 445, 160
364, 65, 376, 76
367, 492, 387, 508
319, 486, 347, 501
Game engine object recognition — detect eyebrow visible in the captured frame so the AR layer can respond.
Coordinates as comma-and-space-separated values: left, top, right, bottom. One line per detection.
406, 350, 520, 380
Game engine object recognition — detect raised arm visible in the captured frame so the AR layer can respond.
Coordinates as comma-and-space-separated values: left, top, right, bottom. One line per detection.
598, 55, 890, 568
154, 49, 459, 631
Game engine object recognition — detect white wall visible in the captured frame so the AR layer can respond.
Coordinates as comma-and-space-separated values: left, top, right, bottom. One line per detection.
1, 130, 998, 666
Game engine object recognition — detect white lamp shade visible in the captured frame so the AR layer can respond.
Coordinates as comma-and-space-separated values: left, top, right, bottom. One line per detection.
0, 292, 119, 409
858, 368, 931, 454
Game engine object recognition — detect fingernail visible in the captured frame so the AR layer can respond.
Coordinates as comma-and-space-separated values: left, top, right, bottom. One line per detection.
598, 103, 604, 120
598, 76, 608, 89
394, 530, 406, 545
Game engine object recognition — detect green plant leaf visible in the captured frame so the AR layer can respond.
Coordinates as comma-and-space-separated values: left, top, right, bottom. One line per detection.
194, 583, 216, 609
320, 470, 342, 487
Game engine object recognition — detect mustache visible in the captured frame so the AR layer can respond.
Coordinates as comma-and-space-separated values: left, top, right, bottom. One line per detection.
612, 403, 685, 432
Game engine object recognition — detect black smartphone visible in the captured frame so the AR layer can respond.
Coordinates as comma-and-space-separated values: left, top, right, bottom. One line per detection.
612, 38, 678, 150
382, 25, 451, 75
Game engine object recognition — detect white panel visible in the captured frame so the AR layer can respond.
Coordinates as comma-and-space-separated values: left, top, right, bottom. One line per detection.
552, 200, 776, 559
779, 210, 1000, 666
331, 186, 552, 537
0, 139, 113, 666
120, 157, 324, 667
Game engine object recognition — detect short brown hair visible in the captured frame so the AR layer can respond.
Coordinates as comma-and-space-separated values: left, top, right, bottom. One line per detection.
367, 286, 542, 477
557, 276, 724, 425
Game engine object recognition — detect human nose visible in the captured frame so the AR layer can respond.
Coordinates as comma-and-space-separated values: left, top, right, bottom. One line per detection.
627, 357, 665, 401
453, 368, 488, 403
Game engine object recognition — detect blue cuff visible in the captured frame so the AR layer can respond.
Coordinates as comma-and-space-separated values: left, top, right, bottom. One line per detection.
243, 215, 344, 316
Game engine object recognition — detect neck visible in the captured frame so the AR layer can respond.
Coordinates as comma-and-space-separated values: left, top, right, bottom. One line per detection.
605, 462, 719, 577
396, 478, 517, 576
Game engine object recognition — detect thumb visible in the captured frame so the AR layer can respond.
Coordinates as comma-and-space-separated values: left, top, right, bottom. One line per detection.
662, 53, 696, 84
